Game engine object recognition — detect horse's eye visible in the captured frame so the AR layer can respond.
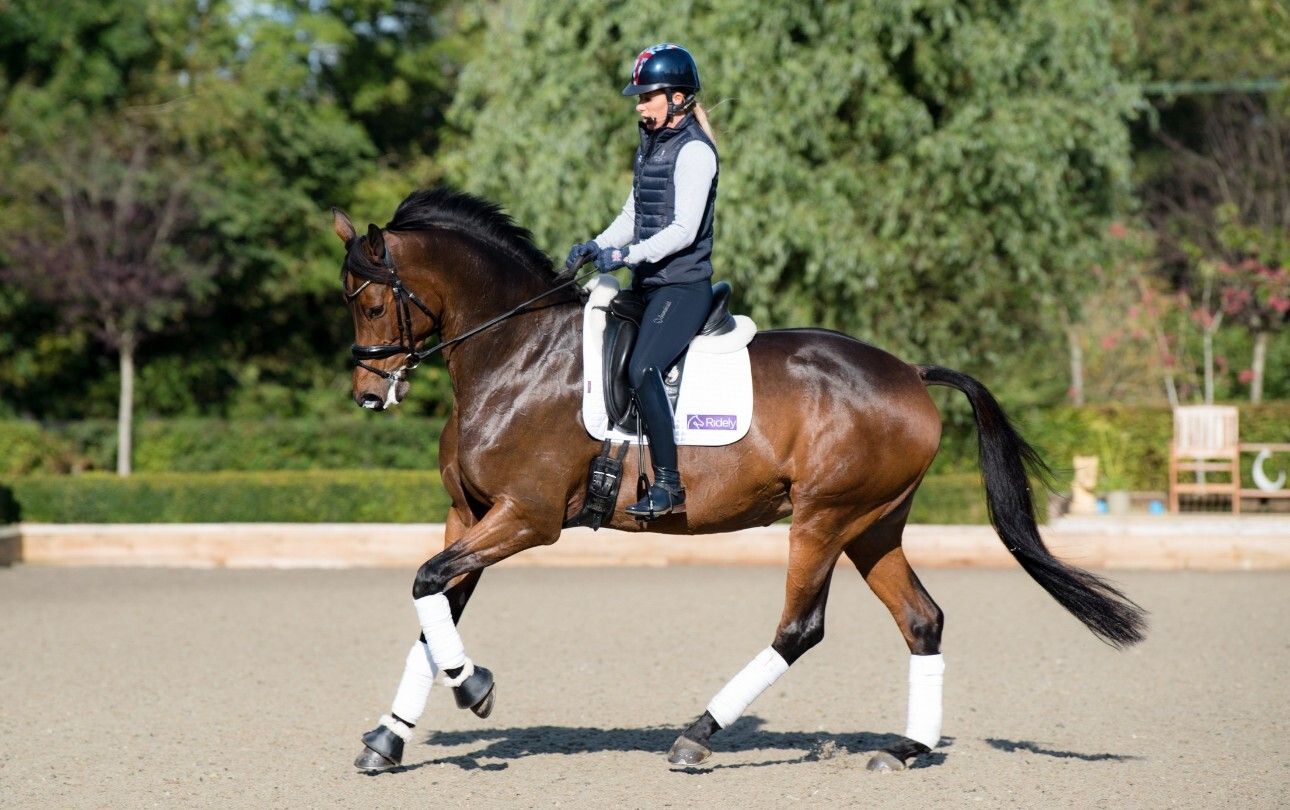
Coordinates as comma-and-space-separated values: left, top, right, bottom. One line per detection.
366, 305, 385, 318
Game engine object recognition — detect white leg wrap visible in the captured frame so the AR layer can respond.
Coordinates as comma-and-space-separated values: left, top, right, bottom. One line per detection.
904, 653, 945, 749
705, 647, 790, 729
414, 593, 468, 671
389, 641, 438, 725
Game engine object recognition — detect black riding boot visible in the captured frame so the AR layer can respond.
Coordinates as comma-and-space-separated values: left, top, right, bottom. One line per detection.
626, 368, 686, 519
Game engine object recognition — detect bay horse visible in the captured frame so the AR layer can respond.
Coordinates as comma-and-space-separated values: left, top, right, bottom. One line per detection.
334, 187, 1145, 773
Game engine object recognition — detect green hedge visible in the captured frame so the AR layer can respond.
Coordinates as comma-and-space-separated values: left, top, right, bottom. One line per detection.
0, 418, 445, 475
1, 471, 451, 523
5, 403, 1289, 493
1, 471, 994, 525
909, 473, 992, 525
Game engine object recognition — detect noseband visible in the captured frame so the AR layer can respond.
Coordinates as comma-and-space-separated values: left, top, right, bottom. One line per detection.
343, 240, 598, 389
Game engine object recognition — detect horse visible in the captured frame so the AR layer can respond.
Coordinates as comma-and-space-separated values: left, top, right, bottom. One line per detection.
333, 187, 1146, 773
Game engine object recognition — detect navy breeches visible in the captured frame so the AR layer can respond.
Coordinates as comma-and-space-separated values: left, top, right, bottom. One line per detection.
627, 280, 714, 389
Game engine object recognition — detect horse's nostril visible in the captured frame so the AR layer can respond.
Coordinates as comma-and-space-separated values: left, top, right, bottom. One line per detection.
359, 393, 384, 410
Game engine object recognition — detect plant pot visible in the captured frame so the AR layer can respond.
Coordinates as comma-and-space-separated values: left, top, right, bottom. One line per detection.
1106, 490, 1132, 516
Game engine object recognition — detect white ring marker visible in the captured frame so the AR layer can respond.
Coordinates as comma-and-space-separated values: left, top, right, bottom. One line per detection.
1253, 449, 1286, 491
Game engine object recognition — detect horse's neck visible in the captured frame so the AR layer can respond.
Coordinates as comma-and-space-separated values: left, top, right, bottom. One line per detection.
446, 299, 583, 413
441, 279, 558, 341
404, 229, 584, 427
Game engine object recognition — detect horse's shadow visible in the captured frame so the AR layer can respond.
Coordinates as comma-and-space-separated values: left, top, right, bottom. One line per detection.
984, 738, 1141, 763
403, 716, 952, 773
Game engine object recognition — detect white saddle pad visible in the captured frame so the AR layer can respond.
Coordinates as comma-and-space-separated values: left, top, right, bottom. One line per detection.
580, 274, 755, 447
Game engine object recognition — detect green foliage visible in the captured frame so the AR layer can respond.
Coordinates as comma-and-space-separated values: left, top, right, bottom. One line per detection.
1114, 0, 1290, 86
0, 418, 444, 474
1, 471, 450, 523
446, 0, 1139, 374
933, 402, 1290, 490
9, 402, 1288, 498
0, 0, 382, 418
0, 0, 1283, 424
0, 421, 75, 475
908, 473, 992, 524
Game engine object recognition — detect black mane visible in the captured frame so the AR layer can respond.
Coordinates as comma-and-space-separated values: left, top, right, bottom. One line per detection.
393, 186, 552, 272
343, 186, 554, 284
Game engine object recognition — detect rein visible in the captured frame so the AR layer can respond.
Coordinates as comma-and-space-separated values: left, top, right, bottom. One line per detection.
346, 243, 598, 386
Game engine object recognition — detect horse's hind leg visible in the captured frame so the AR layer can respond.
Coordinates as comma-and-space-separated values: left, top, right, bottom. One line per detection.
845, 514, 945, 772
667, 506, 864, 766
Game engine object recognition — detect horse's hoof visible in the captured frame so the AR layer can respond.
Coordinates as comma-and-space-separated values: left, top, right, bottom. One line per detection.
866, 751, 906, 772
355, 724, 405, 772
354, 746, 400, 772
453, 665, 495, 718
470, 682, 496, 718
667, 735, 712, 767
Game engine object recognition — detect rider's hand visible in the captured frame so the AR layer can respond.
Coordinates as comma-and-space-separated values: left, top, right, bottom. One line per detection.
565, 240, 599, 271
593, 245, 635, 273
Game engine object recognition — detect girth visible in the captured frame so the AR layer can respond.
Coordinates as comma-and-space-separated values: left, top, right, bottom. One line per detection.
600, 281, 735, 432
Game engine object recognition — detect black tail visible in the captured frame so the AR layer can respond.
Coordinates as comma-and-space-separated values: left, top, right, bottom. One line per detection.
918, 364, 1147, 647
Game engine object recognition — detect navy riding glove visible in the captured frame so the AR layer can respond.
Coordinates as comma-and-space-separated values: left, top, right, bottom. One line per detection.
565, 240, 599, 271
594, 245, 636, 272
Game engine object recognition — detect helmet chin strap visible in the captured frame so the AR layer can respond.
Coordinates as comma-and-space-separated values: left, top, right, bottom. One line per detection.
642, 91, 697, 131
666, 92, 697, 121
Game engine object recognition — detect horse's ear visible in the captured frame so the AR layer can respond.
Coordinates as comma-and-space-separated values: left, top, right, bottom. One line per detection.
332, 208, 356, 244
364, 223, 386, 262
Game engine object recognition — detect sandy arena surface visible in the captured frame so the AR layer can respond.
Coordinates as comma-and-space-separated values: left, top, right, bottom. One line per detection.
1, 564, 1287, 808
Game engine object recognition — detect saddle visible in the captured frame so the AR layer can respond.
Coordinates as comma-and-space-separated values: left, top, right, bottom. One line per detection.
601, 281, 736, 434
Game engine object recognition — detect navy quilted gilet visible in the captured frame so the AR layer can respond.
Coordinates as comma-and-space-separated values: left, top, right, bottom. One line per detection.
631, 115, 719, 287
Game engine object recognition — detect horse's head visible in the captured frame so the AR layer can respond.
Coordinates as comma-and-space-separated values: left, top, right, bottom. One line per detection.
333, 209, 437, 410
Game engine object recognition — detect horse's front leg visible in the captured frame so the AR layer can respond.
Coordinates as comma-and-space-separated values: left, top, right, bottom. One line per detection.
355, 499, 556, 772
355, 508, 479, 772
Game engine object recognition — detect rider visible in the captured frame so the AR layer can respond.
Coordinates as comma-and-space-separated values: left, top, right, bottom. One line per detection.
566, 43, 719, 520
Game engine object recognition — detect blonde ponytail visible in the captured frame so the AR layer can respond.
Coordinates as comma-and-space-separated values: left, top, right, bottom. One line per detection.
693, 102, 716, 145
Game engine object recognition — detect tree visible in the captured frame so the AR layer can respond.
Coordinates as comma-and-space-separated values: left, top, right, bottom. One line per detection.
443, 0, 1139, 383
1, 117, 212, 474
0, 0, 385, 420
1219, 259, 1290, 402
1143, 96, 1290, 402
1115, 0, 1290, 89
1114, 1, 1290, 404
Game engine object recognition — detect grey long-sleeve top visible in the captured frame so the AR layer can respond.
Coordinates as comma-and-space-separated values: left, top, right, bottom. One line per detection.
593, 139, 718, 267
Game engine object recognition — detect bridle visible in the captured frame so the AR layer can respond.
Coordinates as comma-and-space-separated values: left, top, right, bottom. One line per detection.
343, 236, 599, 402
344, 242, 441, 384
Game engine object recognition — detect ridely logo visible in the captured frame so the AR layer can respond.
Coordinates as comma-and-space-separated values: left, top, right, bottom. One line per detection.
687, 414, 737, 430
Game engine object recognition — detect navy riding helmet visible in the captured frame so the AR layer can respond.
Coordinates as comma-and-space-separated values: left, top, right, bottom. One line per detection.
622, 44, 701, 117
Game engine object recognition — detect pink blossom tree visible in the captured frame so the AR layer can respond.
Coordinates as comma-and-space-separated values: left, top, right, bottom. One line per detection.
1144, 95, 1288, 403
1219, 259, 1290, 402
